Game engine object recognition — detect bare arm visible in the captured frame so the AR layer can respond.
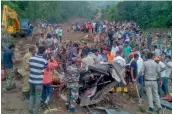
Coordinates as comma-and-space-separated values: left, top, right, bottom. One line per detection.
130, 68, 134, 81
135, 71, 143, 81
12, 57, 16, 64
164, 62, 172, 68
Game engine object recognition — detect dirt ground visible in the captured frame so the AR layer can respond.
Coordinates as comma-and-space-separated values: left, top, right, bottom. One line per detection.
1, 18, 172, 114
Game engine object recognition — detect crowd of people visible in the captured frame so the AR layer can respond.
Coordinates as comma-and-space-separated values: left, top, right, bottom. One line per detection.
2, 20, 172, 114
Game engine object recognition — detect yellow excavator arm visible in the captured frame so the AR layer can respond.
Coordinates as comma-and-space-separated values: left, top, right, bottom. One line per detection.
2, 5, 20, 34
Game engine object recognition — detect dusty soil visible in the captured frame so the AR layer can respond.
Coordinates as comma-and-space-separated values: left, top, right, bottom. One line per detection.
1, 18, 89, 114
1, 17, 172, 114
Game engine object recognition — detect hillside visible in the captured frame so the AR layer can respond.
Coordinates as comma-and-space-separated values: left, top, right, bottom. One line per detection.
1, 1, 97, 22
101, 1, 172, 28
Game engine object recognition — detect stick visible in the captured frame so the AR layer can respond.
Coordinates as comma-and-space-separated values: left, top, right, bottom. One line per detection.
86, 105, 92, 114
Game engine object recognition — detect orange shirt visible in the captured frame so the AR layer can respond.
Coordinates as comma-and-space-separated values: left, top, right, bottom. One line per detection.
43, 69, 52, 84
107, 53, 114, 62
43, 60, 59, 84
129, 52, 136, 59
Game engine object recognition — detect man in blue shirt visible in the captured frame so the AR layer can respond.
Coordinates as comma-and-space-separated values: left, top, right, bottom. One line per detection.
123, 29, 131, 42
67, 43, 78, 65
130, 53, 139, 82
3, 44, 16, 90
81, 42, 91, 56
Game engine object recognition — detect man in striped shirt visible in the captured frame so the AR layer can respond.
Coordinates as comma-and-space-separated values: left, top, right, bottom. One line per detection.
28, 46, 48, 114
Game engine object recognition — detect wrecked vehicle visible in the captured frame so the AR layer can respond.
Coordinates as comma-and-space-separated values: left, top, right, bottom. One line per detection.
78, 62, 126, 106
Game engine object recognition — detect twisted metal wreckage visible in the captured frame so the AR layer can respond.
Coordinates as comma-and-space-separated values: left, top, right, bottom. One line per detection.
78, 62, 126, 106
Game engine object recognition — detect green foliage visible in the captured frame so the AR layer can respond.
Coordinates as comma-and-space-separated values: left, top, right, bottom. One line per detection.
101, 1, 172, 28
1, 1, 97, 22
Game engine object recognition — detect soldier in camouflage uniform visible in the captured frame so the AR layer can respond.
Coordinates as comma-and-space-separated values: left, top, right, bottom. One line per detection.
65, 58, 81, 113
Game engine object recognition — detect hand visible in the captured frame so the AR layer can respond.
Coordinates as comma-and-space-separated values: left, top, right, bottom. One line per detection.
133, 79, 136, 83
131, 77, 135, 82
159, 79, 162, 86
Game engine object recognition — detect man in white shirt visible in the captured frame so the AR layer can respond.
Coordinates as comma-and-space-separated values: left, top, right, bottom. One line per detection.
55, 27, 59, 39
92, 22, 96, 32
58, 27, 63, 43
111, 43, 120, 57
81, 52, 96, 72
130, 51, 144, 98
158, 60, 167, 96
41, 23, 45, 31
38, 33, 45, 46
165, 56, 172, 78
113, 51, 126, 67
154, 45, 161, 58
94, 49, 104, 63
163, 56, 172, 96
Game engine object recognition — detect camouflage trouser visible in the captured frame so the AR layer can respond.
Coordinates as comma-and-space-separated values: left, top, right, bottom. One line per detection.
66, 84, 79, 112
5, 68, 15, 90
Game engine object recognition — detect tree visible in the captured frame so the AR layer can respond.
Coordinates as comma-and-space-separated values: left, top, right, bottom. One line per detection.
1, 1, 97, 22
101, 1, 172, 28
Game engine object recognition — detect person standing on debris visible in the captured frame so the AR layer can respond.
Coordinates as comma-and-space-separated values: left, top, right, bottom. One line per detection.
39, 33, 45, 46
157, 33, 163, 52
107, 48, 114, 62
22, 46, 36, 101
52, 34, 58, 45
28, 46, 48, 114
153, 45, 161, 58
158, 58, 168, 97
97, 22, 103, 43
113, 51, 126, 67
81, 51, 96, 72
55, 26, 59, 39
92, 21, 96, 33
130, 52, 144, 98
81, 42, 91, 56
45, 33, 54, 49
123, 28, 131, 42
164, 56, 172, 94
88, 22, 93, 33
41, 23, 45, 32
164, 36, 172, 56
66, 58, 81, 113
111, 42, 120, 58
94, 49, 104, 63
42, 57, 57, 105
147, 32, 152, 50
123, 41, 132, 63
67, 43, 79, 66
58, 27, 63, 43
135, 52, 162, 113
108, 28, 114, 47
60, 48, 67, 73
3, 44, 16, 90
130, 53, 139, 82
